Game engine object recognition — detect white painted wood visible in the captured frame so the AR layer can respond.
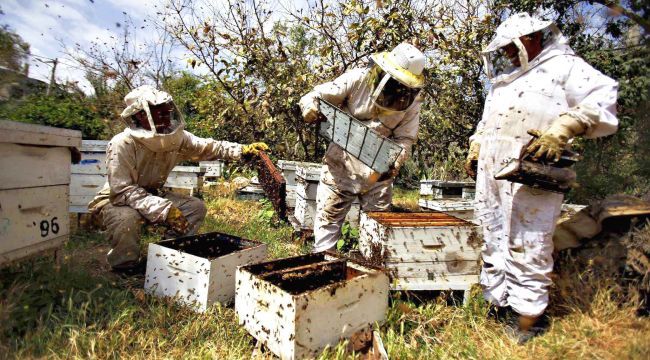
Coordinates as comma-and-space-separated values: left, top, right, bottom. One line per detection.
164, 167, 203, 193
0, 120, 82, 148
419, 180, 475, 199
235, 253, 389, 360
145, 237, 267, 312
278, 161, 321, 187
71, 152, 106, 175
293, 194, 316, 229
295, 177, 319, 200
0, 185, 69, 265
391, 275, 478, 291
0, 234, 67, 266
199, 161, 223, 178
359, 211, 482, 291
172, 165, 204, 173
69, 174, 106, 212
295, 164, 322, 182
237, 185, 266, 201
418, 199, 476, 222
79, 140, 108, 153
0, 143, 71, 190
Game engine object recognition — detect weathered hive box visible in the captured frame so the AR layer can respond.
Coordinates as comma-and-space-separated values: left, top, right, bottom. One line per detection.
0, 120, 81, 266
145, 231, 267, 312
236, 177, 266, 201
420, 180, 475, 200
359, 211, 482, 292
293, 164, 360, 229
236, 252, 389, 360
164, 165, 204, 196
278, 160, 322, 208
199, 160, 224, 180
418, 198, 476, 223
70, 140, 108, 213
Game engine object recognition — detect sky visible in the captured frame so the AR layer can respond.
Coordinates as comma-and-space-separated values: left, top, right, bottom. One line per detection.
1, 0, 167, 93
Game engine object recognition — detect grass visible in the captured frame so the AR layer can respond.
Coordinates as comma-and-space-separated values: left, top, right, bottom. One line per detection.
1, 187, 649, 359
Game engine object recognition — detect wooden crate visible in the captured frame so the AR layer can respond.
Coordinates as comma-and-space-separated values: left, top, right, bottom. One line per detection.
420, 180, 475, 199
235, 253, 389, 360
145, 231, 267, 312
359, 211, 482, 296
70, 140, 108, 213
164, 166, 204, 196
0, 120, 81, 266
318, 99, 404, 174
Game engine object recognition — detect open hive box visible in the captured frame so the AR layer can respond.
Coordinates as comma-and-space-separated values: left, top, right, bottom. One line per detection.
145, 232, 267, 312
420, 180, 475, 200
235, 252, 389, 360
359, 211, 482, 294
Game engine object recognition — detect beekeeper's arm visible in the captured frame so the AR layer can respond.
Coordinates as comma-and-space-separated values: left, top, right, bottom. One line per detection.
107, 137, 173, 223
298, 69, 362, 123
179, 131, 244, 162
526, 58, 618, 161
391, 100, 422, 172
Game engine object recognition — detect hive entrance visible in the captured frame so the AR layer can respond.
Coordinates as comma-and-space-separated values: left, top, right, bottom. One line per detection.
159, 232, 250, 259
244, 253, 362, 294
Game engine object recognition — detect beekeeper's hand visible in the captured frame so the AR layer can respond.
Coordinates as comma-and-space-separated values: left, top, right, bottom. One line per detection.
525, 114, 586, 163
302, 103, 320, 124
464, 141, 480, 178
166, 206, 189, 235
242, 142, 269, 158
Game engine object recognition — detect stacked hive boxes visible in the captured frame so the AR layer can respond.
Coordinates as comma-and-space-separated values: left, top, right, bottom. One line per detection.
293, 164, 361, 230
70, 140, 108, 213
359, 211, 482, 301
419, 180, 476, 222
0, 120, 81, 265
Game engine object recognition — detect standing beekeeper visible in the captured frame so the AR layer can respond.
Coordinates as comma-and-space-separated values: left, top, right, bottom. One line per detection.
89, 85, 268, 273
465, 13, 618, 342
299, 43, 425, 252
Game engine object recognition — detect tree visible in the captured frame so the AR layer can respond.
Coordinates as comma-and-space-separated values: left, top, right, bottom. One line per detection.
0, 25, 30, 74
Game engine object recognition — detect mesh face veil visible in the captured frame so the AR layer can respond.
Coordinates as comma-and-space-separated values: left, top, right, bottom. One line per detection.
370, 68, 421, 111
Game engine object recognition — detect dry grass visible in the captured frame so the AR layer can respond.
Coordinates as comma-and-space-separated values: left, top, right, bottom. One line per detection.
1, 188, 649, 359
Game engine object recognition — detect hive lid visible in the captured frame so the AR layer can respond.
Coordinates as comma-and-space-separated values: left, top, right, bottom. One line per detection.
365, 211, 471, 227
0, 119, 82, 147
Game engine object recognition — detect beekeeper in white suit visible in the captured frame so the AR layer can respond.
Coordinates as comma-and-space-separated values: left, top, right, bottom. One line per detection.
299, 43, 425, 252
89, 85, 268, 273
465, 13, 618, 342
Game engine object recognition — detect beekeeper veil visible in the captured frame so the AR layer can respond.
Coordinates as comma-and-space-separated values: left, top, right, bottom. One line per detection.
120, 85, 185, 152
369, 43, 425, 112
482, 13, 562, 84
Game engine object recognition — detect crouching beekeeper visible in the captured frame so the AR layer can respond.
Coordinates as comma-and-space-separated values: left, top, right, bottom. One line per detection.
89, 85, 268, 272
299, 43, 425, 252
465, 13, 618, 342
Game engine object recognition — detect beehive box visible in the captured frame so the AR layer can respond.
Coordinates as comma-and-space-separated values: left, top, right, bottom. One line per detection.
420, 180, 475, 200
164, 165, 204, 196
236, 252, 389, 360
359, 211, 482, 293
318, 99, 404, 174
145, 231, 267, 312
70, 140, 108, 213
199, 160, 224, 180
293, 164, 360, 229
418, 198, 476, 222
0, 120, 81, 266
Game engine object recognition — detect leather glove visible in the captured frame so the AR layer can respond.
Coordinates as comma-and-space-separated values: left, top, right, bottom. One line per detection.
525, 114, 586, 163
241, 142, 269, 158
302, 103, 319, 123
464, 141, 480, 179
166, 206, 189, 235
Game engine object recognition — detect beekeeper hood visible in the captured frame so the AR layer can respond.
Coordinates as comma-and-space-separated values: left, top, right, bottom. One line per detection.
120, 85, 185, 152
369, 43, 425, 112
482, 13, 571, 85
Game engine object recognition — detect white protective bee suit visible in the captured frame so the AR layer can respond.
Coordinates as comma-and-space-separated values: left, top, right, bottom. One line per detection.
472, 13, 618, 316
299, 43, 425, 252
89, 86, 243, 268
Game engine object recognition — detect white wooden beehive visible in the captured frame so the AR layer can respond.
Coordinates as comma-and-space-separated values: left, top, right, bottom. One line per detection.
419, 180, 475, 200
0, 120, 81, 266
199, 160, 224, 179
70, 140, 108, 213
145, 231, 267, 312
359, 211, 482, 292
236, 252, 389, 360
164, 165, 205, 195
418, 198, 476, 222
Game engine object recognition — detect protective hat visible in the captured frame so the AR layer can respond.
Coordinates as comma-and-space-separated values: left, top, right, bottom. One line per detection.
482, 13, 558, 84
371, 43, 425, 89
120, 85, 185, 152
